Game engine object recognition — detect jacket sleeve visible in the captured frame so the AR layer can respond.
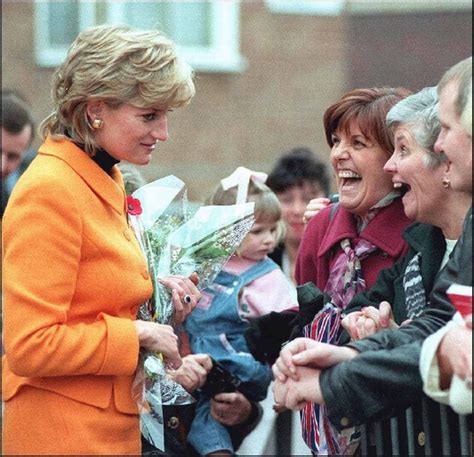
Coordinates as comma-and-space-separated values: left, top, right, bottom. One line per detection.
346, 208, 471, 354
319, 208, 472, 427
320, 340, 424, 429
3, 175, 139, 378
344, 253, 407, 317
295, 208, 330, 286
339, 252, 409, 344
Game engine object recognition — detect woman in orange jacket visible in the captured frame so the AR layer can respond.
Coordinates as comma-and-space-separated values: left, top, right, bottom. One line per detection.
2, 24, 200, 455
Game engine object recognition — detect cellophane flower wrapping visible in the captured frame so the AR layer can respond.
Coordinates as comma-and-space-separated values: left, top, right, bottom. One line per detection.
128, 175, 255, 451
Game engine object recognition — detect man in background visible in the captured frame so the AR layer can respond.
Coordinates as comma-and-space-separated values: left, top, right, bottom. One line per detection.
2, 90, 35, 217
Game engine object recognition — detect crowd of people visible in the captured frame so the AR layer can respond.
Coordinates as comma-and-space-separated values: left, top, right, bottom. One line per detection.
1, 22, 471, 457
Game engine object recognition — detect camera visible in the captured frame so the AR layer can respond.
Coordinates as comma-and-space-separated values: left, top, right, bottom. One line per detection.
200, 358, 242, 397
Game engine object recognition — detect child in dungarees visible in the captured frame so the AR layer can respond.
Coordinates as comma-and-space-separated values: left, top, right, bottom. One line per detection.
184, 168, 297, 456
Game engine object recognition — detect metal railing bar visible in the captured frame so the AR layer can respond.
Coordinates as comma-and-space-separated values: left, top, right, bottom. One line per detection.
374, 421, 384, 456
458, 414, 471, 456
390, 416, 400, 456
421, 397, 432, 456
405, 406, 415, 456
360, 423, 369, 456
439, 404, 451, 456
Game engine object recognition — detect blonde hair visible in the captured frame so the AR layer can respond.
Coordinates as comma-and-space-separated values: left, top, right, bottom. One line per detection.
207, 177, 285, 243
39, 24, 195, 156
208, 178, 281, 220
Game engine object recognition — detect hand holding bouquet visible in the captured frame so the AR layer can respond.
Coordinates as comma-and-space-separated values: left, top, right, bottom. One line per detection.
128, 175, 254, 450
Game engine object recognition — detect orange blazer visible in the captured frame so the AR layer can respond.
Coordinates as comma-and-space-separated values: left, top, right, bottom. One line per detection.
2, 136, 153, 413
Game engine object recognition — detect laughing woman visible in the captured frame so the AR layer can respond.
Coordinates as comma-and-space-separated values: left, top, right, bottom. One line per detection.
294, 87, 412, 455
297, 87, 413, 300
2, 25, 201, 455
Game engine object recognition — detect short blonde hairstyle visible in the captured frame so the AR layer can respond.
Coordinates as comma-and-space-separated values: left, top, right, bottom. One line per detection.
40, 24, 195, 156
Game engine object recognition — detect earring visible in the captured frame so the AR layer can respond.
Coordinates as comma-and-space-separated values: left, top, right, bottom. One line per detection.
91, 118, 104, 129
442, 178, 450, 188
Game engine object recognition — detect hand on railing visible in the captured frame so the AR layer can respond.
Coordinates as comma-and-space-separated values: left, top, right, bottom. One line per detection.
342, 301, 399, 340
271, 338, 358, 383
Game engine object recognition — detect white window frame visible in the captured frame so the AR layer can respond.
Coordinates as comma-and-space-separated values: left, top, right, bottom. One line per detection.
34, 2, 96, 67
266, 0, 346, 16
34, 1, 246, 73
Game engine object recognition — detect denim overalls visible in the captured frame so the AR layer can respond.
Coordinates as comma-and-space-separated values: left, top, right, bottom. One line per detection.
184, 257, 277, 454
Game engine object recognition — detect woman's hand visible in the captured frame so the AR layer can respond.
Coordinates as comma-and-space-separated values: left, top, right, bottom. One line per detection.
134, 320, 181, 368
168, 353, 212, 393
273, 365, 324, 410
210, 392, 252, 426
342, 301, 398, 340
272, 338, 358, 382
303, 197, 331, 224
160, 272, 201, 324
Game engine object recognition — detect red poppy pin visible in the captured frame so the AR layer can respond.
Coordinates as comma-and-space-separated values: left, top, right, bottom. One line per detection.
127, 195, 143, 215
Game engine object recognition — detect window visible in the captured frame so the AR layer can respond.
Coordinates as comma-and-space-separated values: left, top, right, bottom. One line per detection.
34, 1, 245, 73
266, 0, 345, 16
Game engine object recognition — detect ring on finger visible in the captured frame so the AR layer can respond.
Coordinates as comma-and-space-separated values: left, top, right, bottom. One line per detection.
182, 294, 192, 305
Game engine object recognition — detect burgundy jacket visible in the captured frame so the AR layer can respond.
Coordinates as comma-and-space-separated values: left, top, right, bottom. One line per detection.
295, 199, 412, 292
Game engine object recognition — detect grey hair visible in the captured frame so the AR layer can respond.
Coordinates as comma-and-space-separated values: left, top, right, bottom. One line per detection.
386, 86, 446, 168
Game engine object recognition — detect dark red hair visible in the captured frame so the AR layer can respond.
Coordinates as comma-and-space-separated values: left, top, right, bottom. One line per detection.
323, 87, 412, 156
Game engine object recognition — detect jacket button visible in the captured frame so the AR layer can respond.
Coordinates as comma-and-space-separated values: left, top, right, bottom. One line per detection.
167, 416, 180, 429
340, 417, 350, 427
124, 229, 132, 241
142, 270, 150, 280
417, 431, 425, 447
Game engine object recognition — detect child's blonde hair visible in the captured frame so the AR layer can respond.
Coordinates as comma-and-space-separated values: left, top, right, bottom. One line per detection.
207, 177, 285, 244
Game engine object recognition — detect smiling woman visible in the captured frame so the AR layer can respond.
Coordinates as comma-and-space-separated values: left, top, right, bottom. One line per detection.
2, 24, 201, 456
86, 104, 169, 165
294, 86, 413, 455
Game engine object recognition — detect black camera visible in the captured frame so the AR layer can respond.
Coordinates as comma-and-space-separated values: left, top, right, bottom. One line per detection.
200, 358, 242, 397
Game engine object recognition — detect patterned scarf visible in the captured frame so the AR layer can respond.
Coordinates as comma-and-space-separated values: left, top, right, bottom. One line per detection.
324, 238, 378, 310
300, 237, 378, 455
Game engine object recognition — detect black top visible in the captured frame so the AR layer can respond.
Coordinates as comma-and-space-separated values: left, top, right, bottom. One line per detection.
92, 148, 119, 173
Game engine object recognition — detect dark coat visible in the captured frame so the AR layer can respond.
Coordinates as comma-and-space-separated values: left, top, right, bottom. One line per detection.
339, 222, 447, 344
320, 208, 472, 430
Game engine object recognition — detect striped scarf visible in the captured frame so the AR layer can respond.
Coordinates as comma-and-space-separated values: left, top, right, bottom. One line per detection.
403, 253, 426, 319
300, 238, 377, 455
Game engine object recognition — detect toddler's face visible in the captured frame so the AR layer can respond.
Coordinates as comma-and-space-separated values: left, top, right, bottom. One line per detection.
239, 219, 278, 261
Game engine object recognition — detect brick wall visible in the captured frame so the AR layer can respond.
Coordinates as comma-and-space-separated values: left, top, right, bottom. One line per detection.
2, 2, 471, 201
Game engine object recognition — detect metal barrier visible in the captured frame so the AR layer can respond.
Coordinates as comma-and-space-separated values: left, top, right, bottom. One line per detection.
276, 396, 472, 456
359, 396, 472, 456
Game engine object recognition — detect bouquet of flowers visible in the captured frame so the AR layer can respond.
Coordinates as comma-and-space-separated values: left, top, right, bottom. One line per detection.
128, 175, 255, 451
